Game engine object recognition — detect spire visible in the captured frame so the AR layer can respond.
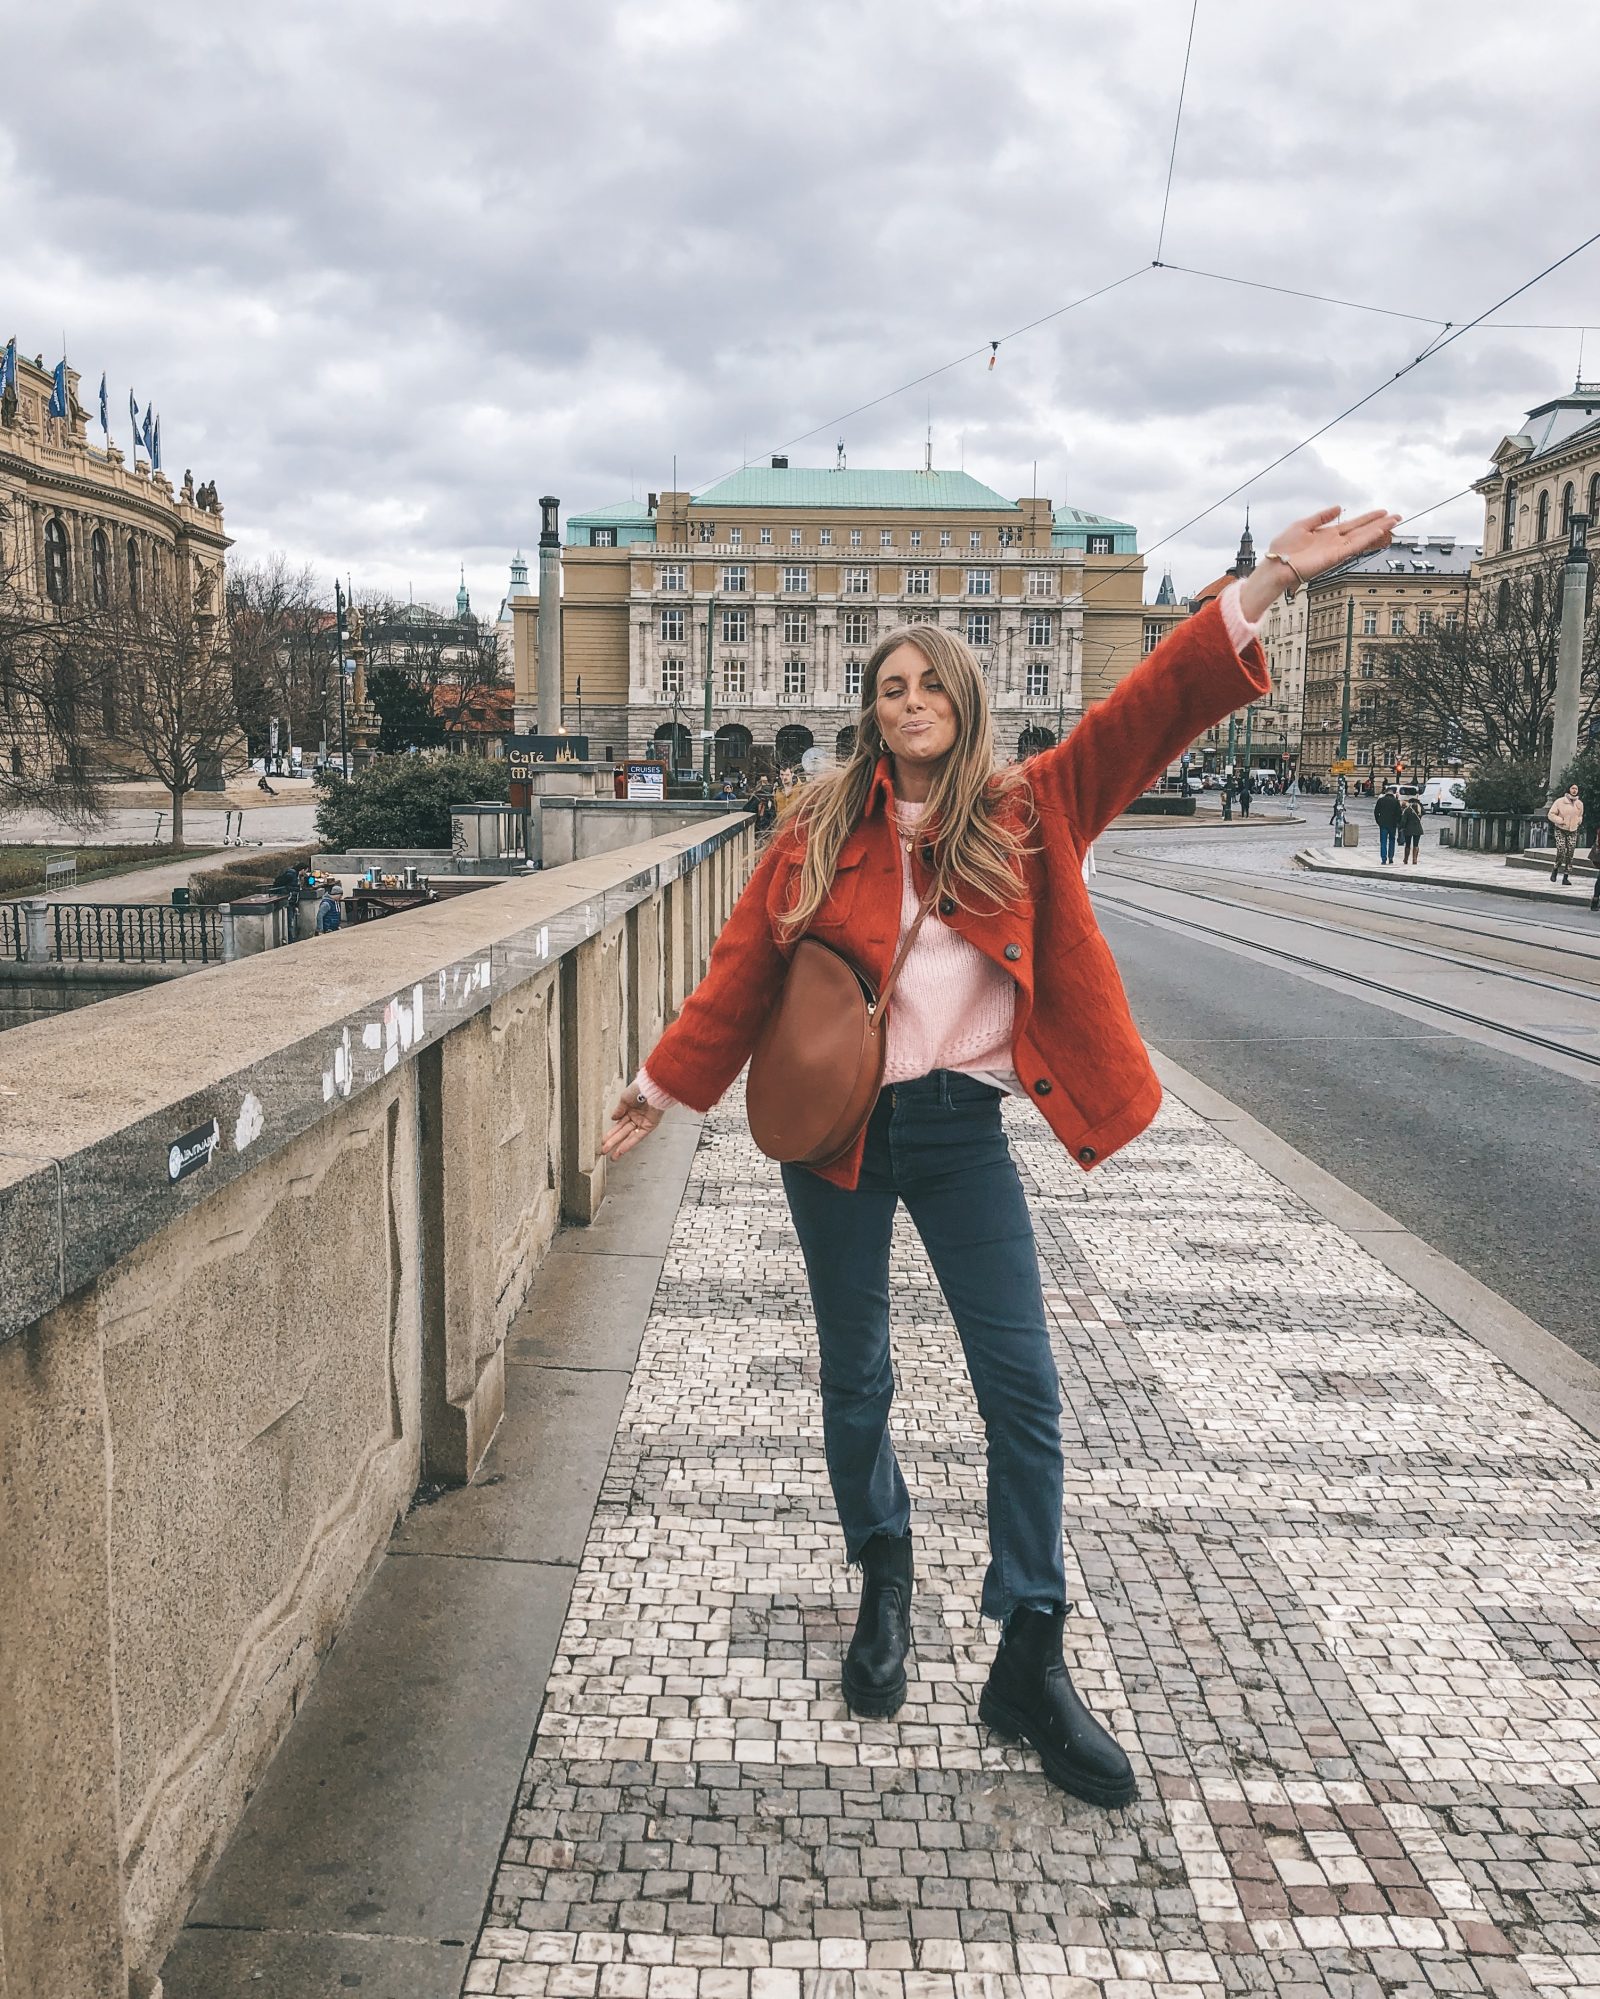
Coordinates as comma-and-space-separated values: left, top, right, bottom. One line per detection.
456, 564, 471, 618
1234, 511, 1257, 577
508, 548, 530, 596
1155, 568, 1176, 606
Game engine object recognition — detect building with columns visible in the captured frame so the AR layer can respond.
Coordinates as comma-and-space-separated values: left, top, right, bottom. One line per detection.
1476, 383, 1600, 600
0, 351, 231, 782
510, 462, 1167, 776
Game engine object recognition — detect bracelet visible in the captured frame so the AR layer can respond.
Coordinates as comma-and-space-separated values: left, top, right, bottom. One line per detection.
1267, 549, 1307, 598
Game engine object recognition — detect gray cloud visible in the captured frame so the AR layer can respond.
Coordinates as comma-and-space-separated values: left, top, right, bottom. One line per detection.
5, 0, 1593, 614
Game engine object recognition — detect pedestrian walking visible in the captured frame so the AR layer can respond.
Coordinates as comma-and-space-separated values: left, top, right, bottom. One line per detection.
1399, 795, 1424, 865
1373, 783, 1403, 864
1237, 769, 1253, 817
1221, 773, 1235, 821
1547, 784, 1584, 885
600, 503, 1399, 1808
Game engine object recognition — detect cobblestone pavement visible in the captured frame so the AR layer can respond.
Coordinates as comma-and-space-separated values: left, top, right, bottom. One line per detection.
466, 1085, 1600, 1999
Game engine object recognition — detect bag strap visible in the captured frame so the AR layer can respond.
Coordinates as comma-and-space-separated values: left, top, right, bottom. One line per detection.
871, 879, 941, 1023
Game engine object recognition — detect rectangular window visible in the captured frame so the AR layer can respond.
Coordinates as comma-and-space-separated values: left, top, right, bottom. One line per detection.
844, 568, 871, 595
850, 529, 863, 547
1355, 746, 1371, 766
905, 567, 931, 595
1416, 608, 1433, 634
909, 530, 922, 548
782, 610, 809, 643
790, 528, 802, 546
1390, 610, 1405, 636
1362, 608, 1378, 635
783, 657, 807, 698
1444, 609, 1460, 632
1086, 533, 1114, 555
781, 565, 811, 593
721, 608, 747, 642
965, 612, 992, 646
819, 528, 832, 545
939, 531, 952, 547
1360, 655, 1377, 679
659, 607, 685, 642
843, 659, 863, 699
660, 657, 684, 695
966, 569, 993, 596
880, 529, 893, 548
721, 565, 748, 592
591, 527, 617, 546
1028, 612, 1054, 647
759, 527, 772, 545
1027, 571, 1053, 598
842, 610, 870, 645
728, 526, 742, 545
1142, 620, 1161, 654
969, 530, 983, 549
658, 564, 685, 590
722, 657, 746, 698
1026, 659, 1049, 699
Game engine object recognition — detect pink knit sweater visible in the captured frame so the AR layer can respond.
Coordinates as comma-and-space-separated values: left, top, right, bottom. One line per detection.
635, 582, 1260, 1110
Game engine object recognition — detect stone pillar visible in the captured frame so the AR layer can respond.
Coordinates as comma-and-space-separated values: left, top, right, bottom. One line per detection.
559, 934, 608, 1225
23, 898, 48, 962
537, 497, 562, 738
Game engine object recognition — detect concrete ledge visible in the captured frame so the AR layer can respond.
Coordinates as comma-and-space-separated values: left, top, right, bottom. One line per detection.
1150, 1046, 1600, 1446
1293, 844, 1597, 906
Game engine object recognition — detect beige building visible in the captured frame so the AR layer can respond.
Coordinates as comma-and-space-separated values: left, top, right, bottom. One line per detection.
1180, 521, 1302, 776
1476, 383, 1600, 601
0, 351, 231, 782
511, 464, 1166, 776
1299, 535, 1476, 785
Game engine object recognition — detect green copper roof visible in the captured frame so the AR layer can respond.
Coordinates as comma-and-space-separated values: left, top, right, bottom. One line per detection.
1052, 506, 1134, 531
691, 467, 1020, 512
568, 500, 655, 526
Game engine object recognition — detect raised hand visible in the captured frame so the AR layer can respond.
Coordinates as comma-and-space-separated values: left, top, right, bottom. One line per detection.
1269, 506, 1401, 584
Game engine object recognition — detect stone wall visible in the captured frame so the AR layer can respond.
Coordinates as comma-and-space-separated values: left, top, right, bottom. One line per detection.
0, 813, 754, 1999
0, 960, 183, 1033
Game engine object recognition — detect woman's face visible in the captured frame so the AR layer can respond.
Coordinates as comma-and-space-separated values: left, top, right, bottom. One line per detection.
874, 644, 959, 770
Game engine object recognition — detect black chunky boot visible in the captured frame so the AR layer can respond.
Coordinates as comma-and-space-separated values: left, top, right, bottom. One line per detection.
979, 1605, 1137, 1808
841, 1530, 913, 1718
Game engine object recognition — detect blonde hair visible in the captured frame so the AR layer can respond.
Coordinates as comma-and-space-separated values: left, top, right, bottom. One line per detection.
780, 622, 1035, 934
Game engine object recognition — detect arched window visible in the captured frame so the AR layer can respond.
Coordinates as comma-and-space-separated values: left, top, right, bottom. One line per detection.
1589, 472, 1600, 522
1561, 482, 1575, 534
1536, 490, 1551, 541
43, 517, 70, 604
1501, 481, 1516, 551
126, 536, 141, 608
91, 528, 110, 609
1496, 578, 1511, 630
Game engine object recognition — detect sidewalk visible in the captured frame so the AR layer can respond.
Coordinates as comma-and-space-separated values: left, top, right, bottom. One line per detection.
1297, 839, 1598, 907
167, 1074, 1600, 1999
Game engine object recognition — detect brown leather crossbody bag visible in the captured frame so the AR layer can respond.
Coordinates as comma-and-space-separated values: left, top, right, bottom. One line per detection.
745, 882, 937, 1168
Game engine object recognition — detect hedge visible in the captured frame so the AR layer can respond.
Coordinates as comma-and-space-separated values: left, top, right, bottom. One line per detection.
189, 844, 318, 905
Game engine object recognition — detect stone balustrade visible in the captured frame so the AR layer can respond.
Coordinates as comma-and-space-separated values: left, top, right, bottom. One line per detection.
0, 812, 754, 1999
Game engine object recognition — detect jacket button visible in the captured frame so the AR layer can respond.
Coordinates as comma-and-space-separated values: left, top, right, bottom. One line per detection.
1033, 1078, 1052, 1096
1078, 1145, 1097, 1164
1003, 943, 1022, 962
938, 896, 956, 917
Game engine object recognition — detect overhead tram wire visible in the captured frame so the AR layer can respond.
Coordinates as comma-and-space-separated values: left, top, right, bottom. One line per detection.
1153, 260, 1450, 330
1154, 0, 1200, 266
1075, 220, 1600, 609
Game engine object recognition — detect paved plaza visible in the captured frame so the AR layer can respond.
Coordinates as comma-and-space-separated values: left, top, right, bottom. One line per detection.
460, 1081, 1600, 1999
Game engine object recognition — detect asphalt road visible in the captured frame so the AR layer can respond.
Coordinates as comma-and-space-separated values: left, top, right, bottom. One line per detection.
1096, 821, 1599, 1365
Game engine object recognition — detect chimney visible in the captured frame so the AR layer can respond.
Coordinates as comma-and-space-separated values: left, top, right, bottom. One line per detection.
770, 454, 788, 469
647, 492, 658, 512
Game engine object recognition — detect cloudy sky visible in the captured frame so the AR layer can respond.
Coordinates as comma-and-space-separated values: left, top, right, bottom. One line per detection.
6, 1, 1596, 617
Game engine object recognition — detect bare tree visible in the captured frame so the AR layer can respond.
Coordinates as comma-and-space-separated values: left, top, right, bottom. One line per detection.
1384, 554, 1599, 767
226, 554, 335, 759
0, 499, 104, 824
89, 561, 242, 846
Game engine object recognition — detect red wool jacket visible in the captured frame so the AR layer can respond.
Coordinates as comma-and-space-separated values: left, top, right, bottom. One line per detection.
643, 597, 1270, 1188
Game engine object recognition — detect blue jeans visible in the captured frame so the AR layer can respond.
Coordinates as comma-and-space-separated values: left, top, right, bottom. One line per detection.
781, 1071, 1067, 1622
1378, 824, 1397, 863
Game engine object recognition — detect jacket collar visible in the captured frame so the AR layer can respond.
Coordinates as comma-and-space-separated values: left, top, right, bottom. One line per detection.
864, 754, 897, 819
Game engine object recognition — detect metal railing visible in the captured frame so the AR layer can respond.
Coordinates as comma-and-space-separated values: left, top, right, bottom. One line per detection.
0, 906, 23, 961
52, 902, 224, 965
1438, 811, 1551, 854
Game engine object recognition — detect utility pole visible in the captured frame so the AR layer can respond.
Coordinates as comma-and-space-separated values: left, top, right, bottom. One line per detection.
333, 576, 351, 779
1548, 512, 1590, 793
1337, 595, 1355, 762
537, 496, 562, 737
702, 593, 717, 789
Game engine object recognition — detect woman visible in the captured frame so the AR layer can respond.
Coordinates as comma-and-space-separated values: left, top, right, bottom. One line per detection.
1399, 793, 1424, 865
602, 504, 1400, 1809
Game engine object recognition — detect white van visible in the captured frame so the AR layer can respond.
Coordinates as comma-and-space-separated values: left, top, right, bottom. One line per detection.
1419, 777, 1467, 813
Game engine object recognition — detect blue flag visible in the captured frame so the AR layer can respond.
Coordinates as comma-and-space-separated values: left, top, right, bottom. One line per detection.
99, 371, 108, 434
1, 340, 14, 394
141, 406, 154, 459
48, 358, 67, 420
129, 389, 140, 455
152, 413, 161, 472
